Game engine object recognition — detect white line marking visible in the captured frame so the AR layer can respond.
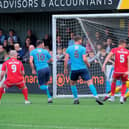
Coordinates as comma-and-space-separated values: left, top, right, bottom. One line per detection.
0, 123, 106, 129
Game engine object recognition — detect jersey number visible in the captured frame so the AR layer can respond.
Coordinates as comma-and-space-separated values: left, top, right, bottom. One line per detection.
37, 53, 45, 61
74, 50, 79, 58
120, 55, 125, 63
11, 65, 17, 73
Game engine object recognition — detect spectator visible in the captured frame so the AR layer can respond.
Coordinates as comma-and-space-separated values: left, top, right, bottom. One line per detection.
43, 34, 52, 50
14, 43, 22, 60
26, 29, 37, 47
96, 44, 102, 57
57, 47, 64, 62
86, 39, 93, 54
104, 38, 114, 53
8, 37, 14, 51
0, 45, 7, 63
99, 49, 107, 64
22, 37, 31, 63
94, 31, 103, 47
68, 32, 75, 46
8, 29, 18, 43
88, 51, 98, 64
0, 29, 6, 45
56, 35, 62, 48
103, 27, 118, 45
3, 40, 9, 52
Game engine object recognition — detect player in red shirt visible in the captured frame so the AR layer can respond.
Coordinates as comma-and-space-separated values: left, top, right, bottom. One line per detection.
0, 50, 31, 104
102, 40, 129, 104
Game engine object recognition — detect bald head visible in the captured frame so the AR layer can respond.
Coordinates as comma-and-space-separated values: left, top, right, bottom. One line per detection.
9, 50, 18, 58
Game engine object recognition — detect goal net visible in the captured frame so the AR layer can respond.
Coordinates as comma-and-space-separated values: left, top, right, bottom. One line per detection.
52, 13, 129, 98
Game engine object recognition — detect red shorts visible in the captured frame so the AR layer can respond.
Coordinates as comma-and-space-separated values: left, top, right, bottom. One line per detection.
113, 72, 128, 82
3, 80, 25, 89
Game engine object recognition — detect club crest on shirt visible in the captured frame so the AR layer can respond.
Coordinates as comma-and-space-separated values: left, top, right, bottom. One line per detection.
75, 46, 79, 50
38, 49, 41, 52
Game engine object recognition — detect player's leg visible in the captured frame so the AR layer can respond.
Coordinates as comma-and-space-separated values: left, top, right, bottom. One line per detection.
103, 84, 122, 101
120, 75, 128, 104
81, 69, 103, 105
70, 70, 79, 104
38, 68, 52, 103
0, 82, 7, 103
20, 84, 31, 104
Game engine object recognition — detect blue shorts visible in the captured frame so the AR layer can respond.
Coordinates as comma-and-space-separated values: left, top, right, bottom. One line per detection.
70, 69, 91, 81
37, 67, 50, 85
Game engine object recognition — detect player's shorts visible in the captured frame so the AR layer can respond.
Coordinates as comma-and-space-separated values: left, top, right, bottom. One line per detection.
37, 67, 50, 85
70, 69, 91, 81
113, 72, 128, 82
3, 80, 25, 89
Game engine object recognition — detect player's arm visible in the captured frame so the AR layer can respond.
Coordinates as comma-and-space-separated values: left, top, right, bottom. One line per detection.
0, 63, 6, 81
29, 56, 36, 74
102, 52, 113, 72
64, 53, 69, 74
83, 55, 90, 68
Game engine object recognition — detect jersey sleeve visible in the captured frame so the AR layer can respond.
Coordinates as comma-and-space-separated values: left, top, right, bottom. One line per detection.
82, 47, 86, 55
47, 51, 52, 60
1, 62, 6, 71
111, 48, 116, 54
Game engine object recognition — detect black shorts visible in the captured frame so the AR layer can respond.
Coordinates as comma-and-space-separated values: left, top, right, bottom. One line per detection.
37, 67, 50, 85
70, 69, 91, 81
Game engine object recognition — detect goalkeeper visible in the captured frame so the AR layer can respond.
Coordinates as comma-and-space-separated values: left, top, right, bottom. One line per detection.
64, 35, 103, 105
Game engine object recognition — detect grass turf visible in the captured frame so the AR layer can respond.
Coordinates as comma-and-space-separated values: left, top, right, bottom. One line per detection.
0, 93, 128, 129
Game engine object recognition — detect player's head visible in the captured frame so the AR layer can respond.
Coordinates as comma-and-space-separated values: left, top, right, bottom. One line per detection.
74, 35, 82, 44
119, 40, 126, 48
9, 50, 18, 58
36, 40, 44, 48
29, 45, 35, 52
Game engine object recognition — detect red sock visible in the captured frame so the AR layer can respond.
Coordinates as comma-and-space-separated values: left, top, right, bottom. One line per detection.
111, 82, 116, 96
0, 87, 4, 100
22, 88, 28, 101
121, 84, 126, 97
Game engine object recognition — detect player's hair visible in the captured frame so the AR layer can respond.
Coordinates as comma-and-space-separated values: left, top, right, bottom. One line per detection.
36, 40, 42, 47
9, 50, 17, 57
74, 35, 82, 42
119, 39, 126, 45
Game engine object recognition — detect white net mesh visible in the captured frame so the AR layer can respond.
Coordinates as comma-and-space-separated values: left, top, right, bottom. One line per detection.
53, 14, 129, 97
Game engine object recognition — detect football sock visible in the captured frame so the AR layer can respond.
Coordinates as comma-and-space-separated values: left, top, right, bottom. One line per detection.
89, 84, 97, 97
111, 82, 116, 96
121, 84, 126, 97
71, 85, 78, 99
0, 87, 4, 100
22, 88, 28, 101
109, 86, 121, 96
125, 91, 129, 98
40, 85, 52, 98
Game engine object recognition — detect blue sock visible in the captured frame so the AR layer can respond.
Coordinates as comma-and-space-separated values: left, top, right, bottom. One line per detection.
106, 80, 111, 93
71, 85, 78, 99
40, 85, 52, 98
89, 84, 97, 97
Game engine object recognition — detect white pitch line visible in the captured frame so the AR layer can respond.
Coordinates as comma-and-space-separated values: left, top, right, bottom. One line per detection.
0, 123, 107, 129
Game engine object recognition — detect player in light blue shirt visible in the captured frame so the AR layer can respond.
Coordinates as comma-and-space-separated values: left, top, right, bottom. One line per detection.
30, 40, 53, 103
64, 35, 103, 105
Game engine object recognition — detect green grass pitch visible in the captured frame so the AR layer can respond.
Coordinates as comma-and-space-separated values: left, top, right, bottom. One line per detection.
0, 93, 128, 129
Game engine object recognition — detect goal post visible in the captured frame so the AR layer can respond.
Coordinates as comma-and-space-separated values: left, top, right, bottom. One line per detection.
52, 13, 129, 98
